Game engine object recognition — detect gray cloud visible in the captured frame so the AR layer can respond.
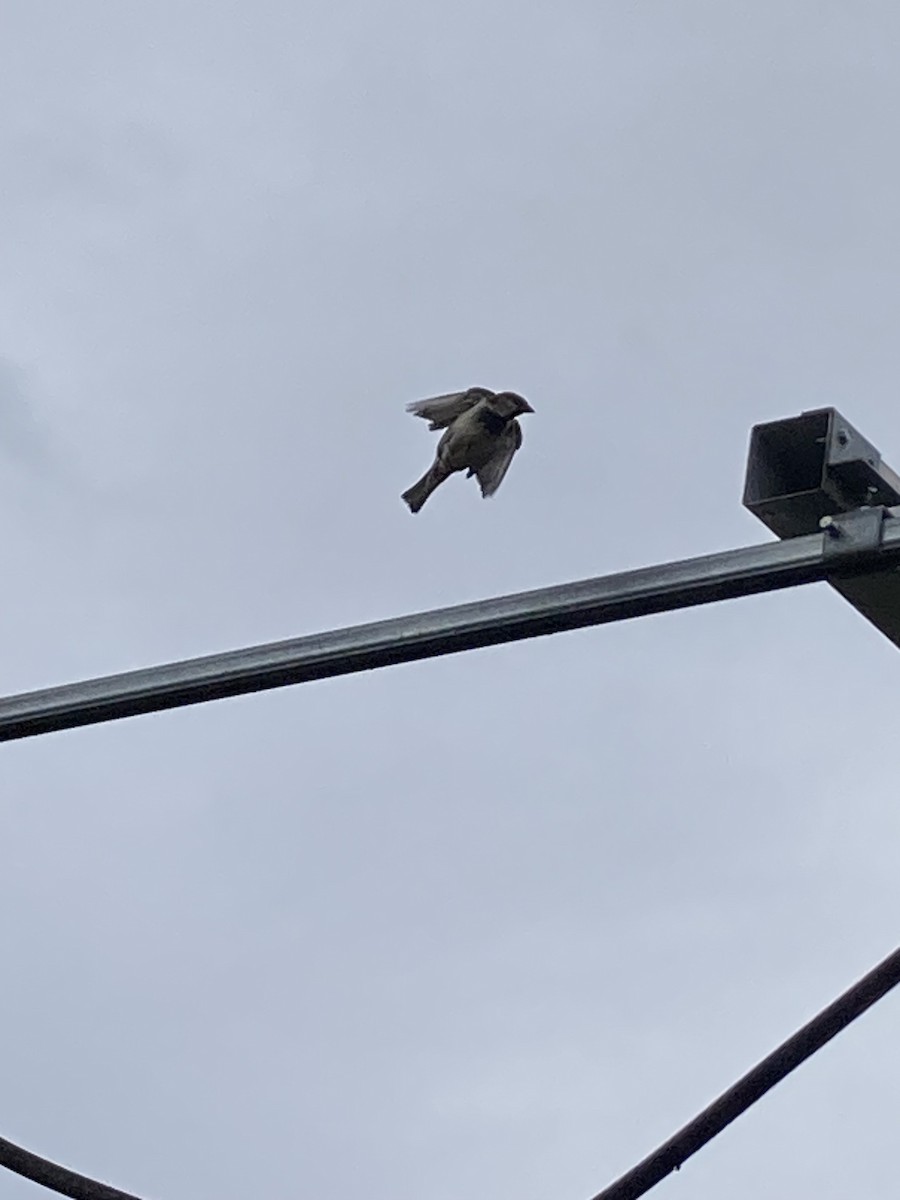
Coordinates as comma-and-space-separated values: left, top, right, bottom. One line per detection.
0, 358, 64, 471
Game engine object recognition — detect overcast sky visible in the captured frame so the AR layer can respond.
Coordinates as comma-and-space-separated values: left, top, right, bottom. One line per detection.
2, 3, 900, 1199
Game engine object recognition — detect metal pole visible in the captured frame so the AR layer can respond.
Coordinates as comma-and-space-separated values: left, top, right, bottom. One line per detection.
2, 518, 900, 743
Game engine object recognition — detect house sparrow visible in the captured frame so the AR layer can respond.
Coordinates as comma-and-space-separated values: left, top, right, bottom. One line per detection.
401, 386, 534, 513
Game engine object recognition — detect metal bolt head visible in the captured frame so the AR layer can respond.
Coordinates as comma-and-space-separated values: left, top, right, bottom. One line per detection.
820, 514, 843, 537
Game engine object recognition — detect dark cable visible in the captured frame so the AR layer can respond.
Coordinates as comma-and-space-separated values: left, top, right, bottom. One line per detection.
0, 1134, 146, 1199
4, 945, 899, 1199
590, 943, 900, 1200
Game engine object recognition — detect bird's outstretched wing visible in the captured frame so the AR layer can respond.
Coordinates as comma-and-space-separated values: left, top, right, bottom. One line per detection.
406, 387, 494, 430
473, 420, 523, 497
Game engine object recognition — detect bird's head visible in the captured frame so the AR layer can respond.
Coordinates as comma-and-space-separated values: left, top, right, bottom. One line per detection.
490, 391, 535, 419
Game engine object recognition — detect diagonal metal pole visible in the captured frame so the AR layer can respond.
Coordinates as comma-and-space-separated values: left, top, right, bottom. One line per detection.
1, 518, 900, 743
590, 942, 900, 1200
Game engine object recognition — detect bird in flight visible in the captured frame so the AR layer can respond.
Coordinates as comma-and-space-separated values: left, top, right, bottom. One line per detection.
401, 386, 534, 513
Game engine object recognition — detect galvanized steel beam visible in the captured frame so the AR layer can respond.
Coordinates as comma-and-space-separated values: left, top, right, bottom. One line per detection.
2, 516, 900, 742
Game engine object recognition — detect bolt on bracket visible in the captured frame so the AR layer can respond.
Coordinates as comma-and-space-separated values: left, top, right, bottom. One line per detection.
820, 506, 887, 562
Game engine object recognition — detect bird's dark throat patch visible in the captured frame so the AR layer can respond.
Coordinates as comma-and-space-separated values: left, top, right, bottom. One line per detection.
478, 408, 511, 435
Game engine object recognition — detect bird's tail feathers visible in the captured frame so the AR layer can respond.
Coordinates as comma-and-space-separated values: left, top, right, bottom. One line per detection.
402, 462, 449, 513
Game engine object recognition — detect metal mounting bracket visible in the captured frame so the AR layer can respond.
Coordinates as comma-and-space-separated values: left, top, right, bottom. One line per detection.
745, 410, 900, 649
821, 506, 887, 563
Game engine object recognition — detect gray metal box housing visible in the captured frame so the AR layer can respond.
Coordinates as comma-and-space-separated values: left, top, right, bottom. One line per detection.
744, 408, 900, 539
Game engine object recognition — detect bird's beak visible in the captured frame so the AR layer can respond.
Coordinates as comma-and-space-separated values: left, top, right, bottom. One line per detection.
519, 399, 535, 414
